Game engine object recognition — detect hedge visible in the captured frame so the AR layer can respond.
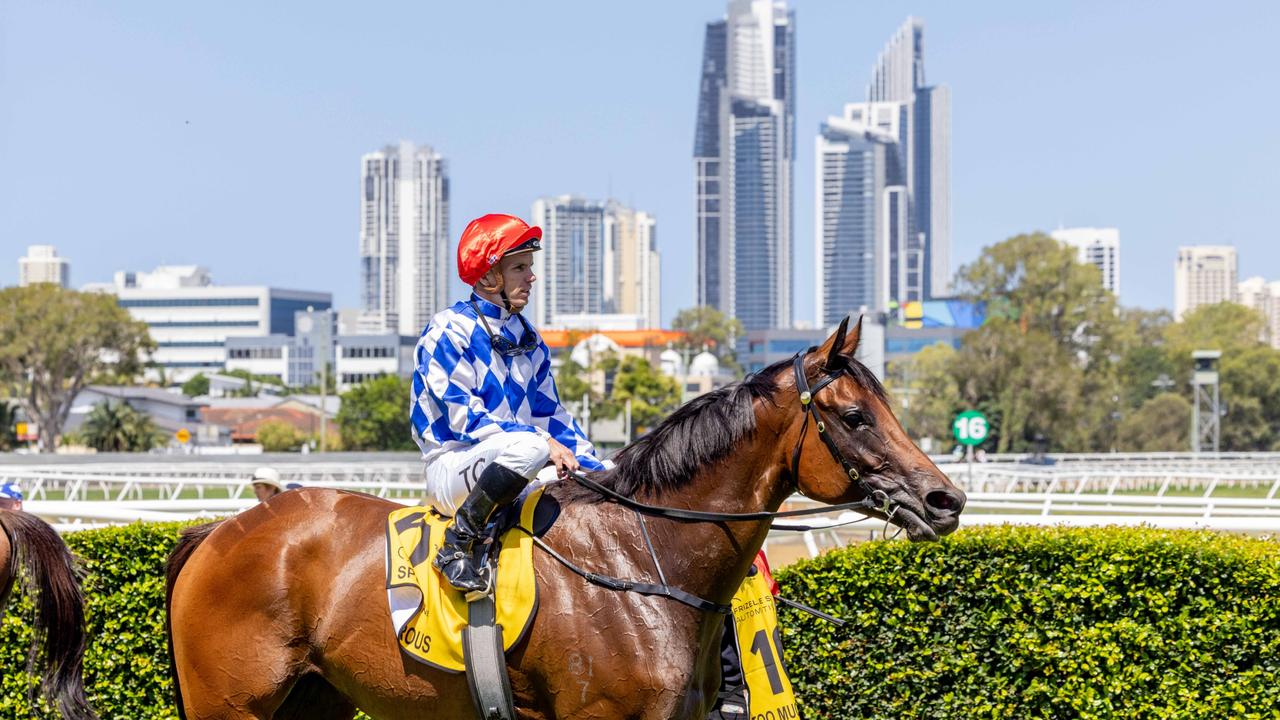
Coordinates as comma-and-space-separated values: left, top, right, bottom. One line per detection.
775, 525, 1280, 719
3, 523, 1279, 718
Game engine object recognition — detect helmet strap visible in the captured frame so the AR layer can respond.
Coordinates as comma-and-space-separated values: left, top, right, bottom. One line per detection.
498, 288, 513, 312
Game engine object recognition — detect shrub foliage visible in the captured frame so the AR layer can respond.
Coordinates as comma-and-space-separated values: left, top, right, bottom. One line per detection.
3, 524, 1278, 718
775, 525, 1280, 719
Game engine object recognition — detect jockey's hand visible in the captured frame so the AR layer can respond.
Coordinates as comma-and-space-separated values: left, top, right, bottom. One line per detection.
547, 438, 580, 478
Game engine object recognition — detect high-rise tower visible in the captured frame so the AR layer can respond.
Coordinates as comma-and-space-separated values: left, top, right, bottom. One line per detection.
695, 0, 795, 331
867, 17, 951, 300
359, 141, 450, 337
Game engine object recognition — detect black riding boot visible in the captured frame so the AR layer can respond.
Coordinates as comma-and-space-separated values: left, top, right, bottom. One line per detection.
433, 462, 529, 595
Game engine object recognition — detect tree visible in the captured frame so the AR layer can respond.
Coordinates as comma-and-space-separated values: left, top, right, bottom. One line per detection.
555, 358, 594, 409
1162, 303, 1280, 450
1116, 394, 1192, 451
672, 306, 743, 371
0, 400, 17, 451
0, 285, 154, 452
595, 356, 682, 436
79, 399, 165, 452
257, 420, 306, 452
336, 374, 415, 451
886, 342, 962, 443
181, 373, 211, 398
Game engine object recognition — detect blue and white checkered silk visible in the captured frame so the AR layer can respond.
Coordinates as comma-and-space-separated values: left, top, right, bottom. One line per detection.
411, 294, 604, 471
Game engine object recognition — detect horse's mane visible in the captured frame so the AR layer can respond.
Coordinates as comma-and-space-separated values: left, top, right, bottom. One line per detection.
554, 353, 890, 504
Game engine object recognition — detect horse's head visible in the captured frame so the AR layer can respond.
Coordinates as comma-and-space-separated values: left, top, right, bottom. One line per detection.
785, 315, 965, 541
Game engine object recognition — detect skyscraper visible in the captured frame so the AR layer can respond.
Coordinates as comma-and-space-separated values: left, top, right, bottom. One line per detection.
1051, 227, 1121, 295
18, 245, 70, 287
531, 197, 661, 329
866, 17, 951, 300
815, 17, 950, 324
604, 202, 661, 329
359, 142, 450, 337
815, 104, 907, 325
1175, 246, 1237, 321
531, 196, 607, 328
695, 0, 795, 331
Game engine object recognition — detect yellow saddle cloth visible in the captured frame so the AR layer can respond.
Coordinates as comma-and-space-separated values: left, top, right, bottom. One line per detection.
385, 488, 543, 672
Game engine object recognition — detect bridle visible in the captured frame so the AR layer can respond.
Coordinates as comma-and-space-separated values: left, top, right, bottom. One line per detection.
789, 348, 894, 517
534, 346, 902, 614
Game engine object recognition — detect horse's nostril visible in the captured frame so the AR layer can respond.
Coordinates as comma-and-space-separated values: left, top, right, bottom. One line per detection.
926, 489, 965, 515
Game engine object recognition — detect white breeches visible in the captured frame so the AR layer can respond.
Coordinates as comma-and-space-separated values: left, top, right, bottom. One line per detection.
423, 433, 553, 517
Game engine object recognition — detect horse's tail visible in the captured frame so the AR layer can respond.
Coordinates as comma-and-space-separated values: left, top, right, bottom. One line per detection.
164, 521, 222, 720
0, 510, 98, 720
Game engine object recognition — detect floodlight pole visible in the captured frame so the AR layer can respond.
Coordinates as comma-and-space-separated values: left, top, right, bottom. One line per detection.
1190, 350, 1221, 453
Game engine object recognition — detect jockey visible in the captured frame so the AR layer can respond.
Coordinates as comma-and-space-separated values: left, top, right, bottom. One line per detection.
412, 213, 604, 594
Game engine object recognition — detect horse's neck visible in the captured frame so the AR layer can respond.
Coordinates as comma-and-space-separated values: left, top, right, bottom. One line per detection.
638, 433, 793, 606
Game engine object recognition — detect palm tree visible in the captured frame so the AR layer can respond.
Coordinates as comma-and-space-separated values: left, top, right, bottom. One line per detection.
80, 400, 164, 452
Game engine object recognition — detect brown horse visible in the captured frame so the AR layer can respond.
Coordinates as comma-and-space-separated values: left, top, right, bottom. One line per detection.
0, 509, 98, 720
166, 317, 965, 719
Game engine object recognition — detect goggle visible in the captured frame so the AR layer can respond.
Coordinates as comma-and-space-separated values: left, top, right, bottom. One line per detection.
471, 302, 539, 357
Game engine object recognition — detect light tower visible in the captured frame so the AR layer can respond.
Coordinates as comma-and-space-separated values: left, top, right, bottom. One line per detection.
1191, 350, 1221, 453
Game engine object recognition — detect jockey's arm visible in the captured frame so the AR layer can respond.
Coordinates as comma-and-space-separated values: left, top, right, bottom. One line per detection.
412, 325, 548, 446
528, 340, 605, 471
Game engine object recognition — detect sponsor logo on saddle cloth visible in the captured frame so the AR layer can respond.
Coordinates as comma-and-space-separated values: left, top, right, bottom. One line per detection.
732, 569, 800, 719
385, 487, 543, 672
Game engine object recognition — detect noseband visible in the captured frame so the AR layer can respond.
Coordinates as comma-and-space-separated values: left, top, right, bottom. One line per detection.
789, 348, 893, 515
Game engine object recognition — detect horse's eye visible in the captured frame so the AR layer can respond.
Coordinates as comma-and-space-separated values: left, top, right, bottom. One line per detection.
843, 408, 873, 428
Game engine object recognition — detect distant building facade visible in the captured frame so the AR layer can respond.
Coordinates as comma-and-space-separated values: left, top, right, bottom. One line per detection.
360, 141, 450, 337
695, 0, 795, 331
815, 103, 908, 324
1238, 276, 1280, 349
1175, 246, 1238, 321
1051, 227, 1120, 295
815, 17, 951, 329
90, 265, 331, 382
18, 245, 70, 287
604, 201, 661, 329
531, 196, 659, 330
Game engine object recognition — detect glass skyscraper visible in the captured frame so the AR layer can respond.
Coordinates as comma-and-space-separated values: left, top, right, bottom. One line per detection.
694, 0, 795, 331
816, 17, 951, 326
866, 17, 951, 301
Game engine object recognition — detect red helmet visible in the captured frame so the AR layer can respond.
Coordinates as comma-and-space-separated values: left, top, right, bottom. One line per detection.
457, 214, 542, 286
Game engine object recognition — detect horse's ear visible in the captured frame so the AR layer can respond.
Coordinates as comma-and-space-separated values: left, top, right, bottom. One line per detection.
819, 316, 850, 369
844, 315, 864, 357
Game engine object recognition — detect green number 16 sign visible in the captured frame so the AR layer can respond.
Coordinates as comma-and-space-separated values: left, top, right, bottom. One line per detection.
952, 410, 989, 446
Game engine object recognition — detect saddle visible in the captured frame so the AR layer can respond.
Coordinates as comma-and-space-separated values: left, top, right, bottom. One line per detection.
385, 487, 560, 672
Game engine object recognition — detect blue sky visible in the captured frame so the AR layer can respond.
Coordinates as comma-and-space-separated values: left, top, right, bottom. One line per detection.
2, 1, 1277, 325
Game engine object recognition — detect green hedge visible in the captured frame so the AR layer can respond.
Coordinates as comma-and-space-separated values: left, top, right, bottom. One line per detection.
775, 525, 1280, 719
5, 523, 1280, 718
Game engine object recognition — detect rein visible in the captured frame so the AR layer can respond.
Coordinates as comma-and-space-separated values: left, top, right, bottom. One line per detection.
534, 347, 899, 615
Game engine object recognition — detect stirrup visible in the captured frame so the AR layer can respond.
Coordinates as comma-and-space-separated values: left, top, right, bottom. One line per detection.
464, 566, 495, 603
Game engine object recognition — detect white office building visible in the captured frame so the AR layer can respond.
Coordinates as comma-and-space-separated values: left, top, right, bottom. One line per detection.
18, 245, 70, 287
1051, 227, 1120, 295
1238, 277, 1280, 349
1174, 246, 1238, 321
360, 141, 450, 337
88, 265, 331, 382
